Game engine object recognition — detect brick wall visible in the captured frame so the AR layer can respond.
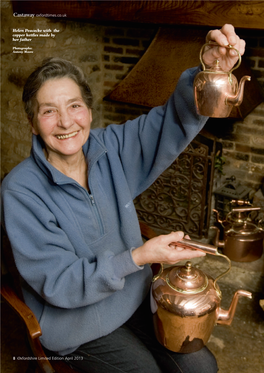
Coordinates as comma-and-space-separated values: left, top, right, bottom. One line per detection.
101, 25, 156, 126
205, 29, 264, 192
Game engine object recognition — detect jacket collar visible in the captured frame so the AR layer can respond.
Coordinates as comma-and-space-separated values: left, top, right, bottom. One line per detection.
31, 131, 107, 185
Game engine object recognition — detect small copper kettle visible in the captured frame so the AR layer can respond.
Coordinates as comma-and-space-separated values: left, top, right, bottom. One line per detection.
212, 207, 264, 262
152, 238, 252, 353
193, 42, 251, 117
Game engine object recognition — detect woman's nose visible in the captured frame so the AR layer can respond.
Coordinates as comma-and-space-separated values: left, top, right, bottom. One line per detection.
58, 110, 73, 128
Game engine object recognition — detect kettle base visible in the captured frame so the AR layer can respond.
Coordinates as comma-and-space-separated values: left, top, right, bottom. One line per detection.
153, 307, 216, 354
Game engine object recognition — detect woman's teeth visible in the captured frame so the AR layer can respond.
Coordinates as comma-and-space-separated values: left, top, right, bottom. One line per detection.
56, 131, 78, 140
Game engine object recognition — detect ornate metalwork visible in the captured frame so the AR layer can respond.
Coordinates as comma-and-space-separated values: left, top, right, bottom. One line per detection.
135, 135, 216, 238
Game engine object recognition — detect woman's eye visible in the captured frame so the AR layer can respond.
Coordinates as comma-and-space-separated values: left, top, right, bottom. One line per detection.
42, 109, 54, 115
72, 104, 80, 108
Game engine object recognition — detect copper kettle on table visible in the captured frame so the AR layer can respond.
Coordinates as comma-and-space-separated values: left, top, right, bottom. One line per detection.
193, 42, 251, 117
152, 239, 252, 353
212, 207, 264, 262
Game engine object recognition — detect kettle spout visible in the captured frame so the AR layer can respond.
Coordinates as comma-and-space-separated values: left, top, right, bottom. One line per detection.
210, 226, 225, 248
226, 75, 251, 107
217, 290, 252, 326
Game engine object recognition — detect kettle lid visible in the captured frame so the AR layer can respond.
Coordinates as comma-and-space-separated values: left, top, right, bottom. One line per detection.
227, 221, 262, 236
167, 261, 208, 294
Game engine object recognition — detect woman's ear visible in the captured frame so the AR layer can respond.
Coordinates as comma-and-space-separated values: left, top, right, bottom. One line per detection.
88, 108, 93, 121
30, 118, 39, 135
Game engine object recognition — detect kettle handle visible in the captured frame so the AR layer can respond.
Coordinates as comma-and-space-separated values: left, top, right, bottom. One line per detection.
152, 263, 164, 282
200, 42, 241, 74
152, 238, 232, 292
152, 239, 220, 282
230, 207, 261, 213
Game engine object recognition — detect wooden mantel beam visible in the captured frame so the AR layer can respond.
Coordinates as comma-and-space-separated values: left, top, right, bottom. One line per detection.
12, 1, 264, 30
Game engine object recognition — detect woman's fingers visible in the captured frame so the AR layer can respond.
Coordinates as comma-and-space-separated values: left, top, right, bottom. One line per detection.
203, 24, 246, 71
132, 230, 205, 266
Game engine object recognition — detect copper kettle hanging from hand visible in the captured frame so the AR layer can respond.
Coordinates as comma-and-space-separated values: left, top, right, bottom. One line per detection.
193, 43, 251, 118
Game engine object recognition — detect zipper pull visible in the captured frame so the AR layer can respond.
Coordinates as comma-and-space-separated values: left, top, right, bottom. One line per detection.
89, 194, 95, 205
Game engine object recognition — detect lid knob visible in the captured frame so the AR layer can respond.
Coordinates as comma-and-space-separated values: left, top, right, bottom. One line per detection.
166, 261, 208, 294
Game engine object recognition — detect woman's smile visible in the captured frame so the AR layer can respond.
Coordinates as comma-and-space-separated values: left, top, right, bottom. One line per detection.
55, 130, 79, 140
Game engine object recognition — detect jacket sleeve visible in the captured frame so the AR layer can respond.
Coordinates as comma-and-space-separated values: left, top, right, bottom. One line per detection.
1, 186, 144, 309
100, 67, 208, 198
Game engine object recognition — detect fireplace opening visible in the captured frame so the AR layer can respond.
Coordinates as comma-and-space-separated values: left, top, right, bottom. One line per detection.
135, 130, 217, 238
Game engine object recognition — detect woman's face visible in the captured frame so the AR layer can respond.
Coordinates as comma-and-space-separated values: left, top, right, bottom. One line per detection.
32, 77, 92, 160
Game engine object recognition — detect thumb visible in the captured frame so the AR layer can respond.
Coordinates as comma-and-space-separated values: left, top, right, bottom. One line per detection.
168, 231, 185, 245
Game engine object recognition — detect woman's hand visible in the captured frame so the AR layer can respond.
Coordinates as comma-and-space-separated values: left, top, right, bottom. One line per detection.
202, 24, 246, 72
132, 231, 205, 266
